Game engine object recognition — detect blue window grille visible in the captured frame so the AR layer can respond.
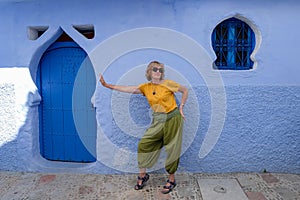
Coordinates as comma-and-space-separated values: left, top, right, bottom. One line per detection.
212, 17, 255, 70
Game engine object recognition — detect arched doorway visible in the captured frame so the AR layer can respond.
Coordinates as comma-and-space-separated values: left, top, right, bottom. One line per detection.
37, 36, 96, 162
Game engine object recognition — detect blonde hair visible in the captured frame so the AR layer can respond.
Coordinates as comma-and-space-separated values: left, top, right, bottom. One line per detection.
145, 61, 165, 81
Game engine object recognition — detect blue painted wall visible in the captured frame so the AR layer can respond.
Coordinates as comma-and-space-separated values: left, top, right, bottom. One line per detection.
0, 0, 299, 174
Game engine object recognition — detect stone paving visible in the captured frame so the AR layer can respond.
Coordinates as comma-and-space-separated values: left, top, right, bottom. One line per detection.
0, 171, 299, 200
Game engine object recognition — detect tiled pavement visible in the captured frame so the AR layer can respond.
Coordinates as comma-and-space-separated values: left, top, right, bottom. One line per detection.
0, 171, 299, 200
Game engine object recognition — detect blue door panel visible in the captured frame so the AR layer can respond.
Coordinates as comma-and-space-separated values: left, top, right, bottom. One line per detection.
43, 111, 52, 131
42, 84, 51, 107
64, 135, 75, 160
53, 135, 65, 160
52, 110, 63, 134
73, 84, 86, 108
51, 83, 63, 109
43, 133, 53, 159
38, 41, 96, 162
64, 110, 77, 134
62, 84, 73, 110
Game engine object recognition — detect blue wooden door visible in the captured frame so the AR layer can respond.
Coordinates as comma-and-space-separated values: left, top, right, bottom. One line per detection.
37, 41, 96, 162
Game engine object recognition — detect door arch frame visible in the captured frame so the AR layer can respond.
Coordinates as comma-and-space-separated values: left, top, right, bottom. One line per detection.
29, 27, 98, 171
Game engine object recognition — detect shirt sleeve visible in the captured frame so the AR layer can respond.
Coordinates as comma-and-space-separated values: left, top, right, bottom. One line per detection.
138, 83, 147, 95
163, 80, 180, 92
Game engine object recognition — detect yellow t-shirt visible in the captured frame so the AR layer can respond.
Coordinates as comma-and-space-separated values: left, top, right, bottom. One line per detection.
139, 80, 180, 113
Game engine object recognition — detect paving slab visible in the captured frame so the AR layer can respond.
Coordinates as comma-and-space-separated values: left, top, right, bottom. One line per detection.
0, 171, 299, 200
245, 191, 267, 200
197, 178, 248, 200
274, 187, 299, 200
261, 173, 280, 184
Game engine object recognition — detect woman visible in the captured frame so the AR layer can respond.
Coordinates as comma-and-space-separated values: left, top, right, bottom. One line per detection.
99, 61, 188, 194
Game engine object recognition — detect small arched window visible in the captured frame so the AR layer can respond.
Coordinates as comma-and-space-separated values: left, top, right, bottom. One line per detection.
212, 17, 255, 70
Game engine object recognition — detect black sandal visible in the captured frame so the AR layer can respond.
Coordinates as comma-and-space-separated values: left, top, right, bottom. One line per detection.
161, 179, 176, 194
134, 173, 150, 190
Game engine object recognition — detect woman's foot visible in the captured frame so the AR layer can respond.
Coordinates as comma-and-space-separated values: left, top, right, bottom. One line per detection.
161, 179, 176, 194
134, 173, 150, 190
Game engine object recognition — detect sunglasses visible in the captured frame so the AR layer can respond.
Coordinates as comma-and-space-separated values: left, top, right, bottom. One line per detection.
152, 67, 164, 73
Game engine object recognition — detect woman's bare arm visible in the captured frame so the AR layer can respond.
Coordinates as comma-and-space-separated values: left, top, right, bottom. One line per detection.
99, 74, 142, 94
178, 85, 188, 119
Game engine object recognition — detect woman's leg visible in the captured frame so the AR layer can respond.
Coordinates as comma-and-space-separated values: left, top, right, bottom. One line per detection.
161, 114, 183, 193
137, 121, 164, 169
135, 168, 150, 190
139, 168, 146, 177
168, 174, 175, 183
163, 114, 183, 174
135, 168, 147, 187
135, 121, 164, 189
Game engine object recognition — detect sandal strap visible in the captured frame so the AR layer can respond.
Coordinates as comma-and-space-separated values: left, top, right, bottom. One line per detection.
163, 179, 176, 189
167, 179, 176, 185
135, 173, 150, 190
161, 179, 177, 194
135, 183, 143, 190
163, 185, 173, 189
137, 173, 149, 182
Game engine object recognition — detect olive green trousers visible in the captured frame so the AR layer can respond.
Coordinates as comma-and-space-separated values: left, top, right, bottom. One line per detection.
137, 108, 183, 174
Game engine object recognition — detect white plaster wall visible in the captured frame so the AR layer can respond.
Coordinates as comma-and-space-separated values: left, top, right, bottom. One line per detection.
0, 68, 39, 171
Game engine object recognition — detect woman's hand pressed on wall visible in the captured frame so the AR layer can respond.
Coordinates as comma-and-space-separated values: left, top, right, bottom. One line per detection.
99, 74, 107, 87
179, 104, 185, 119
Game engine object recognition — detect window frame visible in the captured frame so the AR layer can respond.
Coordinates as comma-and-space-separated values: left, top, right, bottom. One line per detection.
212, 17, 255, 70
